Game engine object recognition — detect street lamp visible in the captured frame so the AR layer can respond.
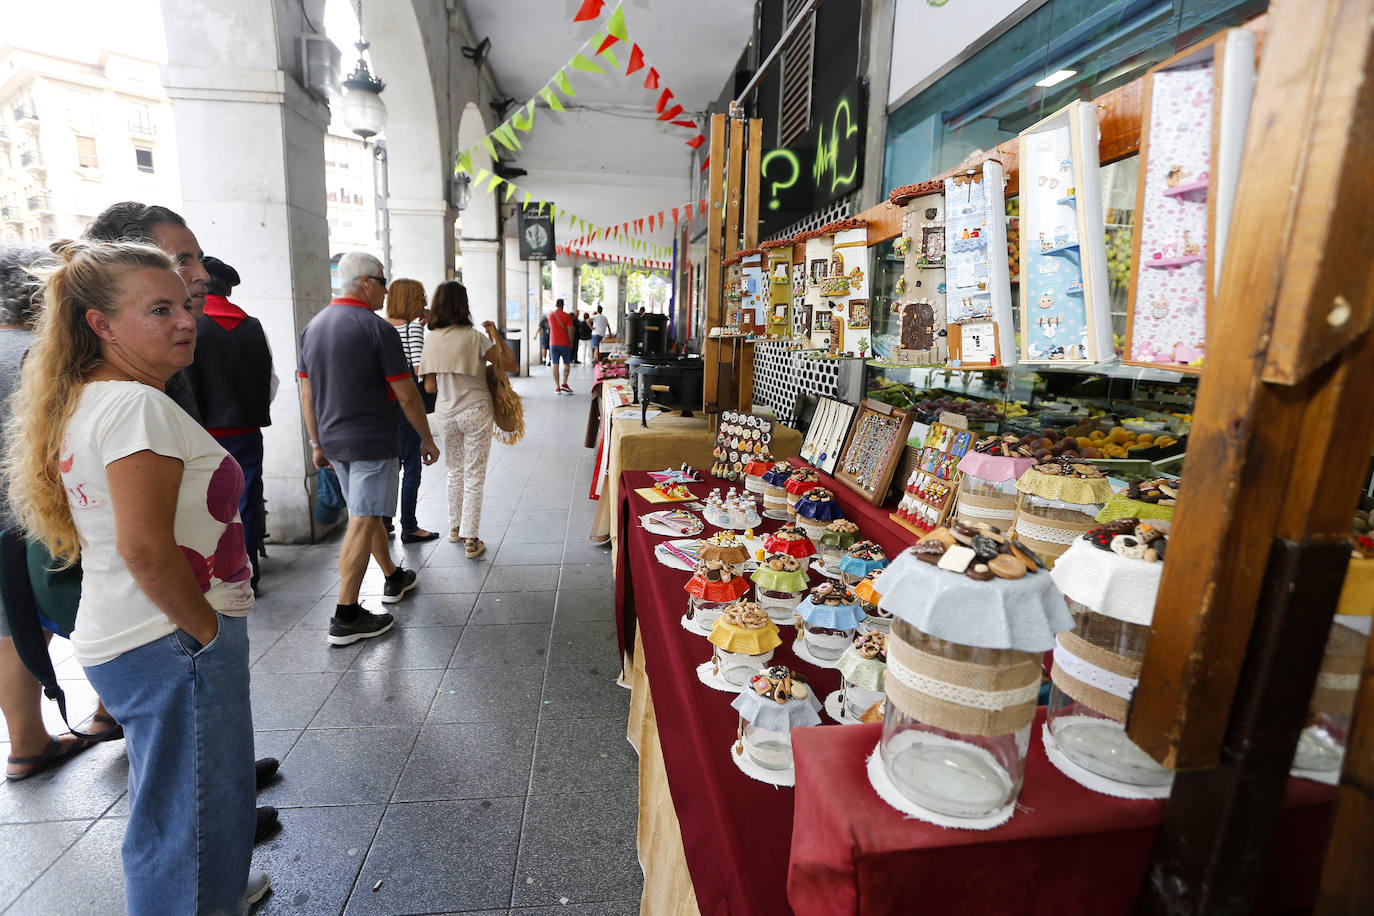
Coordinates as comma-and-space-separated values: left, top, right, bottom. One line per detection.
339, 28, 391, 280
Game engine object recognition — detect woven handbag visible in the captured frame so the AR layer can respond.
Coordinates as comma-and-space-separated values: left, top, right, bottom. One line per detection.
485, 364, 526, 445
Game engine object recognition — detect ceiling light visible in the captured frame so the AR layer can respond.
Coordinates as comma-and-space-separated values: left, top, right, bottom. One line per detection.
1035, 69, 1078, 88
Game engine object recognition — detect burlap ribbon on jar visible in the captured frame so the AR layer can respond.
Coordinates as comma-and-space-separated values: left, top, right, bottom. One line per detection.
956, 490, 1018, 526
1050, 630, 1142, 724
1311, 622, 1365, 717
1013, 496, 1098, 566
885, 629, 1042, 738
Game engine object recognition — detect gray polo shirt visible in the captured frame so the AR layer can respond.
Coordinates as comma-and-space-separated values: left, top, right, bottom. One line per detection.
298, 298, 410, 462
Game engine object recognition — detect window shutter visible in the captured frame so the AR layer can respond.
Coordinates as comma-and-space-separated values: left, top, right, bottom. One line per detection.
777, 0, 816, 148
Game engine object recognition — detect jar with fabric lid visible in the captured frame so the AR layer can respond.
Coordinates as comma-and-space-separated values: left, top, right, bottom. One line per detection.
873, 533, 1072, 822
835, 631, 888, 720
796, 582, 865, 661
818, 519, 861, 574
708, 601, 782, 686
732, 666, 820, 772
955, 442, 1034, 529
1013, 459, 1115, 567
750, 552, 810, 623
852, 570, 891, 634
698, 531, 752, 576
836, 540, 888, 587
743, 455, 775, 496
1095, 477, 1178, 533
784, 467, 820, 515
760, 461, 796, 519
1046, 525, 1173, 788
1291, 619, 1364, 773
683, 561, 751, 633
794, 488, 845, 542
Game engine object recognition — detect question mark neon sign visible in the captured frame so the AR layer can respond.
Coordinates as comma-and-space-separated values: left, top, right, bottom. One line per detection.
760, 149, 800, 211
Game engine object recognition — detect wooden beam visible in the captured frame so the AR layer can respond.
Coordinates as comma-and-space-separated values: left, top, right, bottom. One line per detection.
703, 114, 727, 414
724, 117, 745, 258
1127, 0, 1374, 771
743, 118, 762, 250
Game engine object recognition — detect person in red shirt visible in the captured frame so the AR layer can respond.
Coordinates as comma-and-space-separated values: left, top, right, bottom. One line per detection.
547, 298, 576, 394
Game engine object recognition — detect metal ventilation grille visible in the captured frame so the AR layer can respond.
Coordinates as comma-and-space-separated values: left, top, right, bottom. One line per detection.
777, 0, 815, 148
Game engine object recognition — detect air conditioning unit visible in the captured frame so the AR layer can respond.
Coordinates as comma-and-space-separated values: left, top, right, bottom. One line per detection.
300, 33, 341, 103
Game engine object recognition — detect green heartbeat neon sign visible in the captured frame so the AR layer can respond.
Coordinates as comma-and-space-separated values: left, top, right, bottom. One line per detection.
813, 97, 860, 193
761, 78, 865, 221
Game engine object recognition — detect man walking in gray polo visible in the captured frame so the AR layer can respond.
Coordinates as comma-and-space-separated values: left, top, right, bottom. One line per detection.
299, 252, 439, 644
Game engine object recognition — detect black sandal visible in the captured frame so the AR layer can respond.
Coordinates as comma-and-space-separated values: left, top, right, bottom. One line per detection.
6, 734, 95, 781
87, 713, 124, 743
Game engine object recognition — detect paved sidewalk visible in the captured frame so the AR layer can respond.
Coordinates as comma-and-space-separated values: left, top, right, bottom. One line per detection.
0, 364, 641, 915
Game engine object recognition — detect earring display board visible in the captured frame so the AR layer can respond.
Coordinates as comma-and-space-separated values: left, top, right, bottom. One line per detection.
1123, 29, 1256, 372
1018, 101, 1113, 365
766, 243, 794, 337
711, 410, 775, 481
894, 187, 949, 366
944, 160, 1016, 369
800, 396, 856, 475
804, 235, 836, 350
741, 249, 767, 334
891, 419, 975, 534
722, 256, 744, 334
831, 227, 872, 357
834, 399, 916, 506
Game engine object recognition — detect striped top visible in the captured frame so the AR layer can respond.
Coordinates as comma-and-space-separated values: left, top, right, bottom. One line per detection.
396, 319, 425, 369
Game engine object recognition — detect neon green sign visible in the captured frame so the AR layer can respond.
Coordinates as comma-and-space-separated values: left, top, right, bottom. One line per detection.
761, 78, 865, 228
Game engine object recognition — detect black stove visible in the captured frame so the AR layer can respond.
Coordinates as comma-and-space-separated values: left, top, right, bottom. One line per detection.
629, 354, 704, 426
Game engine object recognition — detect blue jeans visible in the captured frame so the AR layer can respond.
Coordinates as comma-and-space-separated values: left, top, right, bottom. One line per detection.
83, 615, 255, 916
396, 415, 423, 532
215, 432, 263, 588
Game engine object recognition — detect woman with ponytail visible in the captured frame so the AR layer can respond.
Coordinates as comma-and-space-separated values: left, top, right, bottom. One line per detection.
2, 239, 260, 914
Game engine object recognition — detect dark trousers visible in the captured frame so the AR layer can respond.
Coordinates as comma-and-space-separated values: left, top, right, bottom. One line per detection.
397, 415, 423, 532
216, 431, 264, 588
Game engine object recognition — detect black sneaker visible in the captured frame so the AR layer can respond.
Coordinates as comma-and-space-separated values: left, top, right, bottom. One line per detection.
327, 609, 395, 645
381, 567, 418, 604
254, 805, 280, 843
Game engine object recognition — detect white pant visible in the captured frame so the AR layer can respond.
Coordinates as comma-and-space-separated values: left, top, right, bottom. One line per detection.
439, 402, 494, 538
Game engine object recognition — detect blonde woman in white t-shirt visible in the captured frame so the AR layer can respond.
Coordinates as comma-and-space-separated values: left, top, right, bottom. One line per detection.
2, 240, 256, 915
419, 280, 517, 559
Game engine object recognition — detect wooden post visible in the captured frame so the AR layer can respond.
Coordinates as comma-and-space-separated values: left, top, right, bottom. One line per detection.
724, 117, 745, 258
703, 114, 727, 414
1131, 0, 1374, 910
743, 118, 762, 249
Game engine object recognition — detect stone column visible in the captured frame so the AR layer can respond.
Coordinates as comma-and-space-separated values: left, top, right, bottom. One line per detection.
161, 0, 330, 543
603, 272, 622, 336
503, 234, 528, 371
554, 263, 577, 311
460, 186, 502, 328
389, 195, 453, 292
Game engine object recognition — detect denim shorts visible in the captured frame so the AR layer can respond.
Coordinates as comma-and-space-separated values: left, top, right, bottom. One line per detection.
550, 345, 573, 365
335, 456, 400, 517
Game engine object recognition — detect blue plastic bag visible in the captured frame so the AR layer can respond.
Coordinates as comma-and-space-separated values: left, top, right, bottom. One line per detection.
314, 466, 346, 524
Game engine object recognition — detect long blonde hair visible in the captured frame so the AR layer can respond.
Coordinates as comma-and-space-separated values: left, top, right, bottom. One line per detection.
384, 278, 426, 322
2, 239, 173, 564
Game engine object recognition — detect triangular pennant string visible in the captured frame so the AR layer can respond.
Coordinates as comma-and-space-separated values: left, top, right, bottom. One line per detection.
473, 167, 490, 186
657, 104, 683, 122
570, 53, 604, 75
643, 67, 659, 90
686, 134, 705, 149
481, 136, 498, 158
572, 0, 604, 22
626, 44, 645, 75
596, 33, 619, 55
504, 181, 517, 202
539, 87, 565, 112
656, 89, 673, 114
606, 4, 629, 40
671, 120, 697, 129
555, 70, 575, 97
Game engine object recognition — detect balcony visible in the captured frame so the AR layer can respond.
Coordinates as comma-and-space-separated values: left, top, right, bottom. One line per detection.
0, 124, 9, 143
13, 105, 38, 123
26, 193, 52, 212
1, 206, 16, 222
128, 119, 157, 136
20, 149, 44, 171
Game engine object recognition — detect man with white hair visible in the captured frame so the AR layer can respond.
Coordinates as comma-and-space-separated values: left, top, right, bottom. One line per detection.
298, 252, 439, 645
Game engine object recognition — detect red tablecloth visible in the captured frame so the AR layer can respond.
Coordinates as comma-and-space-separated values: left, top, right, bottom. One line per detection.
788, 716, 1336, 915
615, 468, 921, 916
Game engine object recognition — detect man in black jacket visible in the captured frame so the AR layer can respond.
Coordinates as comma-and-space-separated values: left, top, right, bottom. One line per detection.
186, 257, 275, 594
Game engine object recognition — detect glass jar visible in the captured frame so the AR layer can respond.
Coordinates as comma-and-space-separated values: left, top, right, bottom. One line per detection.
818, 541, 847, 573
955, 475, 1019, 530
755, 586, 805, 622
1013, 496, 1103, 567
843, 680, 885, 720
1292, 714, 1348, 771
1292, 620, 1363, 771
1047, 608, 1172, 786
859, 607, 892, 635
714, 646, 775, 686
803, 625, 855, 660
880, 619, 1037, 818
689, 597, 734, 630
741, 721, 794, 770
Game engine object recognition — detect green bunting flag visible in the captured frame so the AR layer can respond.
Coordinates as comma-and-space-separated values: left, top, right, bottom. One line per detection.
555, 70, 575, 97
481, 136, 497, 158
570, 53, 604, 75
606, 5, 628, 41
539, 87, 565, 112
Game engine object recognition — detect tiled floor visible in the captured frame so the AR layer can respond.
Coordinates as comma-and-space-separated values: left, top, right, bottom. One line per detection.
0, 363, 643, 916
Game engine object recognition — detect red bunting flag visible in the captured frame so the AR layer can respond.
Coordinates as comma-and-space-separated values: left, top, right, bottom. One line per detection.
658, 212, 665, 229
626, 44, 645, 75
657, 104, 683, 122
700, 154, 710, 172
671, 120, 697, 129
572, 0, 604, 22
699, 199, 707, 215
686, 134, 705, 149
644, 67, 659, 90
655, 89, 673, 114
672, 207, 679, 224
635, 218, 644, 233
596, 33, 619, 54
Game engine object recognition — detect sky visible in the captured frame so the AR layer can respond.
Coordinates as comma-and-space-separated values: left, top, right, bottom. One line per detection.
1, 0, 359, 66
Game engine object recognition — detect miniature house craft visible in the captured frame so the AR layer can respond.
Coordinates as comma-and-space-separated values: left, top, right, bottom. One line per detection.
943, 161, 1015, 368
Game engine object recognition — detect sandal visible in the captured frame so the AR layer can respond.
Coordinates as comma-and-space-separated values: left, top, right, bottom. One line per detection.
464, 538, 486, 559
6, 733, 96, 781
448, 528, 462, 543
86, 712, 124, 743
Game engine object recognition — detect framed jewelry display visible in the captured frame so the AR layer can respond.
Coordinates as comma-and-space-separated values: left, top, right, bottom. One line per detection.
1017, 101, 1113, 365
711, 410, 776, 481
799, 396, 856, 475
890, 420, 974, 534
944, 160, 1016, 369
834, 399, 915, 506
1123, 29, 1256, 372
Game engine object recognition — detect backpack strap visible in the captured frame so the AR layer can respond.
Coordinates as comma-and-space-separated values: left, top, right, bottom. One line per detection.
0, 528, 88, 737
